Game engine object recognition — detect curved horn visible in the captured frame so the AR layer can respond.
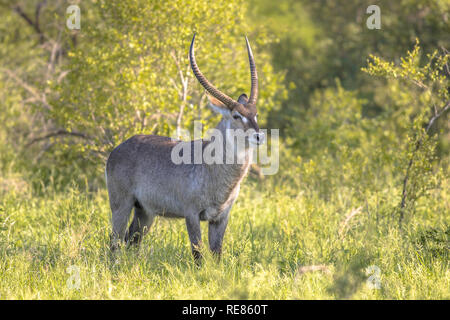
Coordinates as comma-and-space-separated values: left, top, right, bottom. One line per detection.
189, 33, 239, 109
245, 36, 258, 105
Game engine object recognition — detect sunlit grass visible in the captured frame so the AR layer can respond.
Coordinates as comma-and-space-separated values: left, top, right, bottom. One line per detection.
0, 176, 448, 300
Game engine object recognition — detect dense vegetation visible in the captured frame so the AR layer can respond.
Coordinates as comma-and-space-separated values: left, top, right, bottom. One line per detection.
0, 0, 448, 299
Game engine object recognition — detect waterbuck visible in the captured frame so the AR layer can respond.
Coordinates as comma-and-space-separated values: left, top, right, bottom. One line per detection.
106, 34, 264, 260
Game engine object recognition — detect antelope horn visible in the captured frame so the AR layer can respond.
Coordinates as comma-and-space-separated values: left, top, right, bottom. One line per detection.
245, 36, 258, 105
189, 33, 239, 109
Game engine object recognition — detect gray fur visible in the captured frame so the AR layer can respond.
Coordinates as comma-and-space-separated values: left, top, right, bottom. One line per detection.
106, 108, 258, 259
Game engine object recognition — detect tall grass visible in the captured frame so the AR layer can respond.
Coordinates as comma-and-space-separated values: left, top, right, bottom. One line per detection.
0, 174, 448, 299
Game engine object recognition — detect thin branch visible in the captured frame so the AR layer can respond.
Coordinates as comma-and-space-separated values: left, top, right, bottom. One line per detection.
410, 78, 428, 90
13, 3, 47, 44
399, 100, 450, 225
426, 101, 450, 132
35, 1, 47, 41
441, 47, 450, 77
171, 50, 190, 138
25, 129, 92, 147
46, 28, 62, 79
339, 207, 363, 239
168, 77, 181, 91
57, 70, 70, 83
2, 68, 51, 110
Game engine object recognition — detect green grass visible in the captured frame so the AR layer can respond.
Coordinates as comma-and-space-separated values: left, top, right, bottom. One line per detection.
0, 175, 448, 299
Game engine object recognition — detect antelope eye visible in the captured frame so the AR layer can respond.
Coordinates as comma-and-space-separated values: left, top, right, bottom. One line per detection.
233, 114, 241, 120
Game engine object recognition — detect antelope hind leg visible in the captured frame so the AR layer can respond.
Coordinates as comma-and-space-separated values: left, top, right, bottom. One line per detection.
185, 214, 202, 262
125, 206, 154, 247
109, 198, 134, 252
208, 209, 230, 258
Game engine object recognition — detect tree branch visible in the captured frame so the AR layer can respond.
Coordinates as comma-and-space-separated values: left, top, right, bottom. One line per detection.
25, 129, 92, 147
171, 50, 190, 138
399, 100, 450, 225
13, 2, 47, 44
2, 68, 51, 110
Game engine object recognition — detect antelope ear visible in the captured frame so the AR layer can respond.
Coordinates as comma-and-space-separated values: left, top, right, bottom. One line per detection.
208, 95, 231, 117
237, 93, 248, 104
208, 95, 227, 109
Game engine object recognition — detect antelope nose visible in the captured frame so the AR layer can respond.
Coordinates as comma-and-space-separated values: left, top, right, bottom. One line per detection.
253, 131, 265, 145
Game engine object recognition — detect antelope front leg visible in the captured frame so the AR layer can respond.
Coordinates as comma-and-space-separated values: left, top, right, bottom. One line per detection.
185, 214, 202, 261
208, 209, 230, 257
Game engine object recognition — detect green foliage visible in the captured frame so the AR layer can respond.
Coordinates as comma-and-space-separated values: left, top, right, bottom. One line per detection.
0, 181, 448, 299
0, 0, 449, 300
252, 0, 450, 129
364, 39, 449, 223
49, 0, 285, 173
413, 224, 449, 262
